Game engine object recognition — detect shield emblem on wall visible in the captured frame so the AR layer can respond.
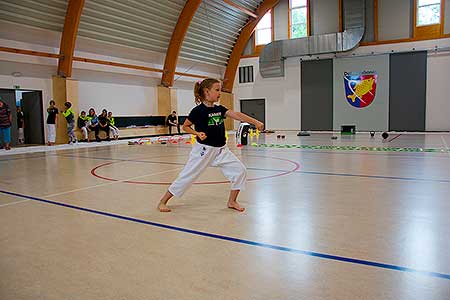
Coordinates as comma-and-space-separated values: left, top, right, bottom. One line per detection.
343, 71, 378, 108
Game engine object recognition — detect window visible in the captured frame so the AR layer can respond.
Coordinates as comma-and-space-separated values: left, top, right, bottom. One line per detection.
417, 0, 441, 26
255, 10, 272, 45
290, 0, 308, 38
239, 66, 254, 84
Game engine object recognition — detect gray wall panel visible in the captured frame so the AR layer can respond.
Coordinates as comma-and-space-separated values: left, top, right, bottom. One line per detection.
301, 59, 333, 131
446, 0, 450, 34
274, 0, 289, 40
389, 51, 427, 131
311, 0, 339, 35
363, 0, 375, 42
333, 55, 390, 131
378, 0, 412, 40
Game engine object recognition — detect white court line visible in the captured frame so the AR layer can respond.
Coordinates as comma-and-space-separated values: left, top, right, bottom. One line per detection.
0, 199, 32, 208
441, 135, 450, 157
43, 166, 183, 198
0, 167, 183, 208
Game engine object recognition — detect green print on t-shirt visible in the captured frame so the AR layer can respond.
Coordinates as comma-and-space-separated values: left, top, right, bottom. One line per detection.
207, 112, 224, 126
208, 115, 223, 126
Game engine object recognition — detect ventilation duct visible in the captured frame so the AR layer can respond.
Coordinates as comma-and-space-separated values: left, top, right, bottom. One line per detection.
259, 0, 365, 77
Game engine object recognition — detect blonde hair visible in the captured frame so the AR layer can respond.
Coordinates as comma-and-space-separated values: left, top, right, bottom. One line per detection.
194, 78, 220, 104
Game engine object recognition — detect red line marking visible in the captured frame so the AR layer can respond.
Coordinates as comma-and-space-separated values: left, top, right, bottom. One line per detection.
387, 134, 402, 143
90, 155, 300, 185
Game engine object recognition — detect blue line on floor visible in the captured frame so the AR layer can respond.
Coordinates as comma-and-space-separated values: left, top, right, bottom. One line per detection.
1, 189, 449, 281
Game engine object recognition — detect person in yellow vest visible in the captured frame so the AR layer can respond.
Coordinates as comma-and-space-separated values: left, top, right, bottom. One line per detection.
77, 110, 90, 142
107, 111, 119, 140
62, 102, 77, 144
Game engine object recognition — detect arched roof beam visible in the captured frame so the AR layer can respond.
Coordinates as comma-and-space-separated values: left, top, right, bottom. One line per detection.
222, 0, 279, 92
161, 0, 203, 87
223, 0, 258, 18
57, 0, 85, 78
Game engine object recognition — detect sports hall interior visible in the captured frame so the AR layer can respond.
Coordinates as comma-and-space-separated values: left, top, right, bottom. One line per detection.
1, 0, 450, 299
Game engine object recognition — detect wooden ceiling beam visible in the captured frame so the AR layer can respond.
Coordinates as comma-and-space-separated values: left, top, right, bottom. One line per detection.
222, 0, 279, 93
161, 0, 203, 87
0, 46, 208, 79
0, 46, 61, 58
223, 0, 258, 18
57, 0, 85, 78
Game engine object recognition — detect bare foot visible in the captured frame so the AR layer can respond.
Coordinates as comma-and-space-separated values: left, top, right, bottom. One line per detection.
158, 202, 171, 212
227, 201, 245, 212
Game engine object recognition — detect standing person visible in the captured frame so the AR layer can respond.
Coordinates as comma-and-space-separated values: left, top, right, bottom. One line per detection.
0, 98, 12, 150
46, 100, 58, 146
16, 106, 25, 144
62, 102, 77, 144
166, 110, 180, 134
107, 111, 119, 140
98, 109, 110, 141
158, 78, 264, 213
77, 110, 89, 142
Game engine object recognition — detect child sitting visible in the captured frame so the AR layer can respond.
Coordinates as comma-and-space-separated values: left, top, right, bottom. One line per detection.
77, 110, 89, 142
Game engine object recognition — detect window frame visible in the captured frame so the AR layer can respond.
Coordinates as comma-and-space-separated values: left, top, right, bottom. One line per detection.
288, 0, 310, 39
413, 0, 445, 39
254, 9, 274, 54
416, 0, 441, 27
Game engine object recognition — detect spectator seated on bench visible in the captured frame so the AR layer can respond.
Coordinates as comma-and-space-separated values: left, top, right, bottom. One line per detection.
76, 115, 187, 141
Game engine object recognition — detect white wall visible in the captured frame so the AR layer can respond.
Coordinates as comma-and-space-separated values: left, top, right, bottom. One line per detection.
426, 52, 450, 131
176, 88, 197, 116
234, 57, 301, 130
235, 38, 450, 132
77, 81, 157, 116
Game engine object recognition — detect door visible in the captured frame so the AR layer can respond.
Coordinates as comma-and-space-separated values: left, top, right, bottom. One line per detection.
0, 89, 17, 146
240, 99, 265, 127
22, 91, 44, 145
389, 52, 426, 131
301, 59, 333, 131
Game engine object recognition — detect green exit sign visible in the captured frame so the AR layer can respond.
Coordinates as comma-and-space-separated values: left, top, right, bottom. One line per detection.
14, 85, 20, 89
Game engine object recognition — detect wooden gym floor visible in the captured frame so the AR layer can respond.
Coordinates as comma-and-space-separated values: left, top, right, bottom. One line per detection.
1, 132, 449, 299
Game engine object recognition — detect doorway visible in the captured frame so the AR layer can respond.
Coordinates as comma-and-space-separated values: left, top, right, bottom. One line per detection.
0, 89, 44, 146
240, 99, 265, 127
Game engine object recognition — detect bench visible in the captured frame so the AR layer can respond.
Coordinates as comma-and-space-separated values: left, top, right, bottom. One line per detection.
75, 115, 187, 141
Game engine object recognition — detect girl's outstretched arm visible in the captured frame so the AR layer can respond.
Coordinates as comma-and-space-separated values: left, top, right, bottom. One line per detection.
225, 110, 264, 131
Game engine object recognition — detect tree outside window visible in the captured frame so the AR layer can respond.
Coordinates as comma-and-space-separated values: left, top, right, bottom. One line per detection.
290, 0, 308, 38
417, 0, 441, 26
255, 10, 272, 45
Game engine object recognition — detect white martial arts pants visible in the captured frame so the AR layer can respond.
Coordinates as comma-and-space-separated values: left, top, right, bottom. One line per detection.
169, 142, 247, 198
47, 124, 56, 143
80, 126, 88, 140
110, 125, 119, 138
18, 128, 24, 143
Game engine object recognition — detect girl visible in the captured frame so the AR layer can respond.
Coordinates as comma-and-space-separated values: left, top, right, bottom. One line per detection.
158, 78, 264, 213
88, 108, 100, 142
46, 100, 58, 146
62, 102, 77, 144
108, 111, 119, 140
77, 111, 89, 142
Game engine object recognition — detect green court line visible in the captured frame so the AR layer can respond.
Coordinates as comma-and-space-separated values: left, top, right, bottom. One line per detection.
251, 143, 450, 153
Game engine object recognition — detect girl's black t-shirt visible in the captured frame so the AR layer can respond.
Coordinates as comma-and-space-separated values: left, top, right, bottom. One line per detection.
47, 107, 59, 124
188, 103, 228, 147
